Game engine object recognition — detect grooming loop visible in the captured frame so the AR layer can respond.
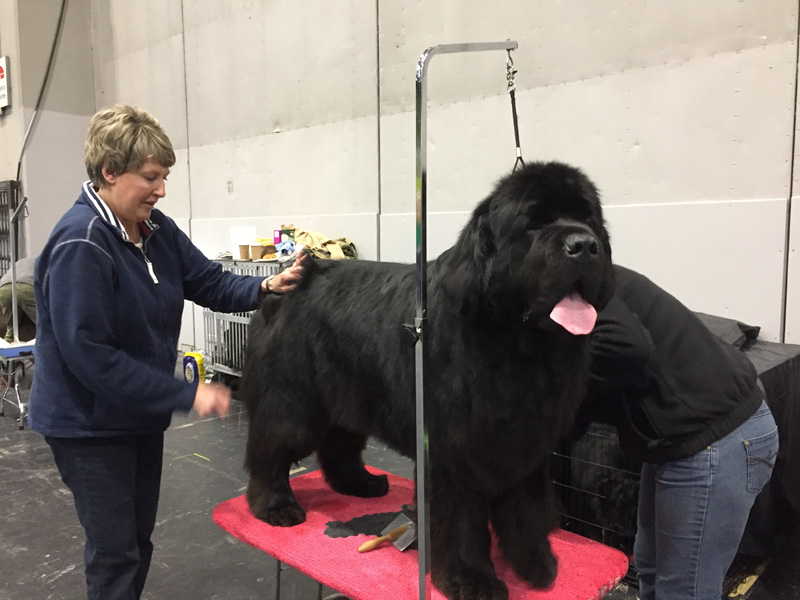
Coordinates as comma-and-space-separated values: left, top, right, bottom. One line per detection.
506, 50, 525, 172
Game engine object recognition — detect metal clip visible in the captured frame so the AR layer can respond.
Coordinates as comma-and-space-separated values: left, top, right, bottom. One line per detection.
401, 323, 420, 344
506, 50, 517, 94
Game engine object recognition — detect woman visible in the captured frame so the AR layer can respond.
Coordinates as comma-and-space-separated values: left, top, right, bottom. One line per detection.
28, 104, 304, 600
584, 265, 779, 600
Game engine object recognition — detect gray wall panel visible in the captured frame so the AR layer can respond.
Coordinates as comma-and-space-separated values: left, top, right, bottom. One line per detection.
18, 0, 94, 115
9, 0, 788, 346
93, 36, 188, 149
182, 0, 377, 145
187, 116, 378, 219
0, 0, 24, 180
379, 0, 797, 113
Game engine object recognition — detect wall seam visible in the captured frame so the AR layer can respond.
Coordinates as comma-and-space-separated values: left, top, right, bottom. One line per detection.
179, 0, 196, 348
781, 3, 800, 343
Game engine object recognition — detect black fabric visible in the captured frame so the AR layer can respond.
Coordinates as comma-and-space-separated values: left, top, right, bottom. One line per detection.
694, 311, 760, 350
324, 511, 399, 538
585, 265, 764, 464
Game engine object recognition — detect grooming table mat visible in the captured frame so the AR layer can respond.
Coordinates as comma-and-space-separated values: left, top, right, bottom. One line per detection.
214, 468, 628, 599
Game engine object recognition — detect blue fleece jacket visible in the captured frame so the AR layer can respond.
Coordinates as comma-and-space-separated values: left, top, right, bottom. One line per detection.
28, 182, 263, 437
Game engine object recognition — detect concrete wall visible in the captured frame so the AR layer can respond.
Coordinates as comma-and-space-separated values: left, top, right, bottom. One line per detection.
375, 1, 798, 343
0, 0, 25, 179
0, 0, 95, 257
2, 0, 798, 347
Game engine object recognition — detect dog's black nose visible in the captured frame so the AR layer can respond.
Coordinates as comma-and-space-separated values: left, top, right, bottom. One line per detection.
564, 233, 599, 262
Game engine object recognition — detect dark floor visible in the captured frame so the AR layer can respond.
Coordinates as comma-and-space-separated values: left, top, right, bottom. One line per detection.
1, 365, 799, 600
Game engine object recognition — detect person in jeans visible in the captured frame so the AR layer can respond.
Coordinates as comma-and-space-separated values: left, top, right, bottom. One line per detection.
583, 264, 779, 600
28, 104, 305, 600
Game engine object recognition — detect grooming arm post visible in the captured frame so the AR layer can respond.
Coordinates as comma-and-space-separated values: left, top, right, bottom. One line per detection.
9, 196, 26, 344
414, 40, 519, 600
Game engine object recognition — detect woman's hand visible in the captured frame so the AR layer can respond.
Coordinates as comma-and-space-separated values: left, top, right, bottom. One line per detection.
262, 252, 309, 294
192, 381, 231, 418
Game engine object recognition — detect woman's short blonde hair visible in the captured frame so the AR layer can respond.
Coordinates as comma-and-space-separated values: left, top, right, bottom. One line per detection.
84, 104, 176, 187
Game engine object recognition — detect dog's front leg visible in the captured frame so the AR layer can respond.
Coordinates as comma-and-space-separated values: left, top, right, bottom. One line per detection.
490, 463, 559, 588
243, 407, 316, 527
429, 468, 508, 600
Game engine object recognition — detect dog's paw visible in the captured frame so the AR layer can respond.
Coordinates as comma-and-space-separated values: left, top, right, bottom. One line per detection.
264, 502, 307, 527
516, 550, 558, 589
327, 470, 389, 498
256, 494, 306, 527
438, 578, 509, 600
247, 483, 306, 527
358, 472, 389, 497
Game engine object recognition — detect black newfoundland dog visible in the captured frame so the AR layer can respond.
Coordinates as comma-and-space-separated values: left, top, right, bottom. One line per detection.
240, 161, 615, 600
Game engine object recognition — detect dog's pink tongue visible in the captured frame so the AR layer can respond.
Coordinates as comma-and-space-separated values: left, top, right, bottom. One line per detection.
550, 293, 597, 335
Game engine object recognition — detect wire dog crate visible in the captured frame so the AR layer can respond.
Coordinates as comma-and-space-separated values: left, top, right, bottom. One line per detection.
202, 259, 284, 379
552, 423, 641, 562
0, 180, 21, 274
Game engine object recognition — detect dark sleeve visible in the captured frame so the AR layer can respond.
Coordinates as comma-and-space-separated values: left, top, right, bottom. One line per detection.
589, 295, 655, 391
170, 220, 262, 311
573, 295, 657, 435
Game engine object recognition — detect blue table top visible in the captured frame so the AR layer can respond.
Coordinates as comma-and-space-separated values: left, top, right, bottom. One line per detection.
0, 345, 35, 358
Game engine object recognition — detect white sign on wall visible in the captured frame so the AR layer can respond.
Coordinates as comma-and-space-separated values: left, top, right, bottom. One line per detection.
0, 56, 9, 109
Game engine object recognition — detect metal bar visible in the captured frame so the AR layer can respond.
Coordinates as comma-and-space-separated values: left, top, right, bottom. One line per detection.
274, 559, 281, 600
414, 39, 518, 600
9, 195, 26, 344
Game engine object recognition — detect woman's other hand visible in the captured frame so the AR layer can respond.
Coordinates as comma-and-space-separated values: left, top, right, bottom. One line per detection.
192, 381, 230, 418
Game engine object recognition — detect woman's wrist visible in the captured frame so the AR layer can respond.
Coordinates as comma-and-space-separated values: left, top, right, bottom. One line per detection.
261, 274, 277, 294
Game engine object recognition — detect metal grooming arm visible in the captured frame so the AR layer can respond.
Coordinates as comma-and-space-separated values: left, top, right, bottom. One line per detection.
413, 39, 519, 600
9, 196, 27, 343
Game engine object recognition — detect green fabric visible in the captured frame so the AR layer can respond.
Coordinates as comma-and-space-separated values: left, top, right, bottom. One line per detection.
307, 238, 358, 260
0, 282, 36, 342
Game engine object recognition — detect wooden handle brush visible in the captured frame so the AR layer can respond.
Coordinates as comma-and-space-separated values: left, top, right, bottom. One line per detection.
357, 524, 410, 553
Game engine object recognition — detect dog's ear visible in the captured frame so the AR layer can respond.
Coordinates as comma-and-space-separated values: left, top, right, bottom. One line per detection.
437, 203, 494, 317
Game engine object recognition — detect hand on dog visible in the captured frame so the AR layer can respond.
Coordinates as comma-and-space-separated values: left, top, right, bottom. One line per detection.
262, 252, 308, 294
192, 381, 230, 418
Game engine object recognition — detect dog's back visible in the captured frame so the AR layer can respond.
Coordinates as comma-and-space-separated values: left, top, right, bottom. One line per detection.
242, 257, 420, 454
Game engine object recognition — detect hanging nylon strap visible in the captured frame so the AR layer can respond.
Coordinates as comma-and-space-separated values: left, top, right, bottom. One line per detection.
507, 50, 524, 172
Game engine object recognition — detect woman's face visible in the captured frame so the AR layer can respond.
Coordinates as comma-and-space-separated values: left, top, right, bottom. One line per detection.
100, 158, 170, 227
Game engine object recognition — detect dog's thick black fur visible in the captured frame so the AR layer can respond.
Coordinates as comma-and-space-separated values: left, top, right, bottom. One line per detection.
240, 161, 615, 600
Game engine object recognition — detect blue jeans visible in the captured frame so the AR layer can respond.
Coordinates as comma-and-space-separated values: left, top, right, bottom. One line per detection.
46, 434, 164, 600
634, 400, 778, 600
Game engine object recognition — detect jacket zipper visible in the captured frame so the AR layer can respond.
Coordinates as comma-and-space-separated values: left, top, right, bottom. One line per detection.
137, 230, 166, 360
143, 252, 159, 284
137, 241, 159, 284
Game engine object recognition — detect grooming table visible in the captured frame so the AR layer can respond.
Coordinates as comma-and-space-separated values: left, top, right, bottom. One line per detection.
0, 343, 34, 429
214, 468, 628, 600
